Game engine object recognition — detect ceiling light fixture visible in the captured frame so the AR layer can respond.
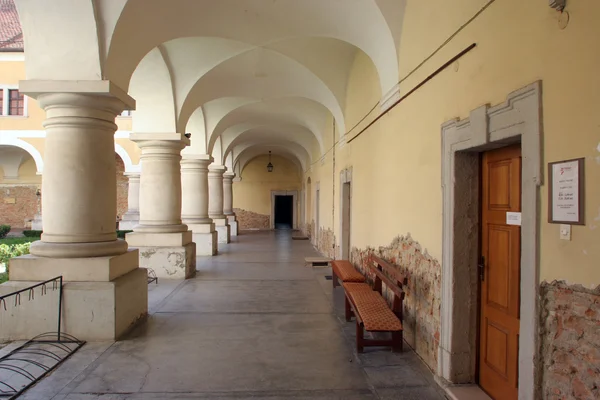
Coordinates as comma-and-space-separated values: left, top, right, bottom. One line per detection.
267, 151, 274, 173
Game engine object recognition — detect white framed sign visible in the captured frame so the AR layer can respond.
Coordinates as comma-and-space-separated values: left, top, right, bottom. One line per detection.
548, 158, 585, 225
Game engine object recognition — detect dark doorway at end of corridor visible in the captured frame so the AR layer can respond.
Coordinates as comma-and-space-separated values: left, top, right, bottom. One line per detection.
274, 195, 293, 229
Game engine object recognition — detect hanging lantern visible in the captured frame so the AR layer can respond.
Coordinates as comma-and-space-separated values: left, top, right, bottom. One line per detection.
267, 151, 274, 172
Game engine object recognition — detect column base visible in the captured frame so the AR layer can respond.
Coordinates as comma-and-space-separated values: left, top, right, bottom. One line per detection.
118, 213, 139, 230
2, 256, 147, 341
31, 214, 43, 231
213, 218, 231, 244
187, 223, 217, 256
126, 231, 196, 279
226, 215, 238, 237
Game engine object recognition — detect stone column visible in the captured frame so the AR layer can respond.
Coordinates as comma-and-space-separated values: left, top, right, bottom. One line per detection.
181, 154, 217, 255
208, 164, 230, 244
126, 133, 196, 279
118, 172, 140, 230
223, 172, 238, 237
5, 84, 147, 341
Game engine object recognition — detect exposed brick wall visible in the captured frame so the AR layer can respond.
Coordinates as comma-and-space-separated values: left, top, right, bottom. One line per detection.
316, 226, 335, 259
116, 154, 128, 219
350, 234, 441, 371
304, 220, 313, 239
0, 154, 128, 229
540, 281, 600, 399
234, 208, 270, 230
0, 185, 39, 228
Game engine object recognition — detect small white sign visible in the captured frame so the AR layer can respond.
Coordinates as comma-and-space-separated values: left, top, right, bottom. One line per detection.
506, 212, 521, 226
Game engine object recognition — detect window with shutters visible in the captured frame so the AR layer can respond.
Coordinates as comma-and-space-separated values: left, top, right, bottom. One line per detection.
8, 89, 24, 116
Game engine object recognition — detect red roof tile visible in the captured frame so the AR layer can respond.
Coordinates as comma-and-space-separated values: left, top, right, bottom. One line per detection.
0, 0, 23, 51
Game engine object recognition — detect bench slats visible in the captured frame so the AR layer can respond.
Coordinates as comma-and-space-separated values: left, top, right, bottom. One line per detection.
332, 260, 365, 283
345, 285, 402, 332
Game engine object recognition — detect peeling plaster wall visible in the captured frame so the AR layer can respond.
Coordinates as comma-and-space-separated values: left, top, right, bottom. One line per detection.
317, 227, 335, 259
351, 234, 441, 371
540, 281, 600, 399
233, 208, 270, 230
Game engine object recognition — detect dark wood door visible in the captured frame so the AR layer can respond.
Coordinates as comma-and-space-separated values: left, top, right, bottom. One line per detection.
479, 144, 521, 400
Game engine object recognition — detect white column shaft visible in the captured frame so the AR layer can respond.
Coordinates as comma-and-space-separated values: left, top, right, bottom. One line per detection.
121, 173, 140, 219
223, 172, 235, 216
30, 93, 128, 258
131, 134, 189, 233
208, 165, 226, 219
181, 156, 213, 224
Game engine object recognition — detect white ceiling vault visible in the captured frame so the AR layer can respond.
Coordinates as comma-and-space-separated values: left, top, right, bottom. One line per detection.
15, 0, 406, 173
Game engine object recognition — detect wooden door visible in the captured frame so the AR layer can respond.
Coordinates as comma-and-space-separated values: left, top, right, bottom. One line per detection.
479, 144, 521, 400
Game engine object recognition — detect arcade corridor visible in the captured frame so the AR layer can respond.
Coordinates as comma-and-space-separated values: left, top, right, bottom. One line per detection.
12, 231, 445, 399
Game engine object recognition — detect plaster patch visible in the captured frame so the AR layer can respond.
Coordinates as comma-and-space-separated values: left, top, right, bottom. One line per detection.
233, 208, 270, 230
351, 233, 441, 371
539, 280, 600, 399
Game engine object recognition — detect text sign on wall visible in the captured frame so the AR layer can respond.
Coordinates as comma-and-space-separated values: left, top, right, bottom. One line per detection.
548, 158, 585, 225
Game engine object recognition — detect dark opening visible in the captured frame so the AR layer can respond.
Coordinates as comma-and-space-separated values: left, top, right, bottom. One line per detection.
274, 195, 293, 229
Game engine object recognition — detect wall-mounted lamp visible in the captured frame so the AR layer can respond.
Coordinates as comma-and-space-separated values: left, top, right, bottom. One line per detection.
549, 0, 565, 10
35, 189, 41, 197
266, 151, 274, 173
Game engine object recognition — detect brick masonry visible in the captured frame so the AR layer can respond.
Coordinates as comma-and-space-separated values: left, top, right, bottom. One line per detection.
540, 280, 600, 400
316, 226, 335, 259
0, 185, 40, 228
350, 233, 441, 371
115, 154, 128, 220
0, 154, 128, 229
233, 208, 270, 230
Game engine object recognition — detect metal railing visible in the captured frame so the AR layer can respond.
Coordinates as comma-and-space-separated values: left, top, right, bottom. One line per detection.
0, 276, 85, 399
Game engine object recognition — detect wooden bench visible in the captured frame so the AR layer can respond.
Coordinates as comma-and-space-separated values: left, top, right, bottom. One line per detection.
343, 254, 407, 353
331, 260, 365, 288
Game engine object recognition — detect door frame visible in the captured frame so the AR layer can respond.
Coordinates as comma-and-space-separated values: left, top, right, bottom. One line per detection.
439, 82, 542, 399
314, 183, 320, 245
339, 167, 353, 259
270, 190, 297, 229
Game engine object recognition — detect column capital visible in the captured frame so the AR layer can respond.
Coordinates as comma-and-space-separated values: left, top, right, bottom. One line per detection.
181, 154, 213, 169
130, 133, 190, 150
208, 164, 227, 175
223, 171, 236, 180
19, 79, 135, 110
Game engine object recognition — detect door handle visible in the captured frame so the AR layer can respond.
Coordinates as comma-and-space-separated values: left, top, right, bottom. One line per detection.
478, 256, 485, 282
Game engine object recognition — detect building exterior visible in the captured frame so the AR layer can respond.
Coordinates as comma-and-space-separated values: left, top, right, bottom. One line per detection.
0, 0, 598, 398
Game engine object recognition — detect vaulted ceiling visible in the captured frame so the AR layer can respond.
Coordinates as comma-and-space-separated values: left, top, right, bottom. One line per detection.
15, 0, 406, 173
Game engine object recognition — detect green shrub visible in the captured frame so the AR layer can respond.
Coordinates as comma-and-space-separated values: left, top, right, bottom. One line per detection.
23, 230, 42, 237
0, 225, 10, 239
116, 230, 133, 239
0, 242, 32, 280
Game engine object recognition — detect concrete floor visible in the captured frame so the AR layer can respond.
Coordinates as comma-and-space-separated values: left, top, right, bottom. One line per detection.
21, 230, 447, 399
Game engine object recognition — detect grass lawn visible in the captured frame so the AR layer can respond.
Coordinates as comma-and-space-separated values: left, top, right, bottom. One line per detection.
0, 237, 40, 245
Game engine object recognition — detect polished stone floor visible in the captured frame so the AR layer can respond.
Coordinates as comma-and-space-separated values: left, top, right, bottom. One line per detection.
19, 230, 446, 399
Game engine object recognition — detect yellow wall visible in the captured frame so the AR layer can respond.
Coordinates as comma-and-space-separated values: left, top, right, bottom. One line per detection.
233, 155, 301, 216
0, 55, 137, 165
306, 0, 600, 287
0, 58, 45, 131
